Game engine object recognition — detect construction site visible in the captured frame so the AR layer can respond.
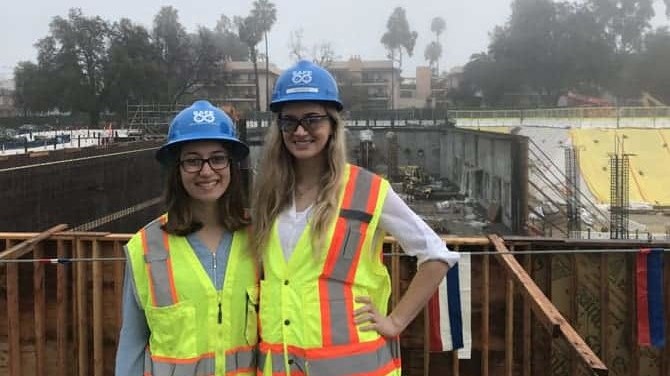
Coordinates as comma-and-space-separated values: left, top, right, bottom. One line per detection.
1, 106, 670, 376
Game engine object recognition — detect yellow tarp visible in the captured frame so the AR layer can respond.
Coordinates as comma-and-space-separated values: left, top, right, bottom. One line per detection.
570, 128, 670, 205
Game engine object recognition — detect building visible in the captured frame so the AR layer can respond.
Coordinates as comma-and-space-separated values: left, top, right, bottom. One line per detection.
195, 61, 281, 113
0, 79, 15, 117
397, 66, 433, 109
328, 57, 400, 111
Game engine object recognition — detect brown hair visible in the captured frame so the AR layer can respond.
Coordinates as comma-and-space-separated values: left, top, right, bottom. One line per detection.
161, 143, 249, 235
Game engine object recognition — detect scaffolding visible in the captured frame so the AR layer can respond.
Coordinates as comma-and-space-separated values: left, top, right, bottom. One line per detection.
564, 147, 581, 237
609, 136, 630, 239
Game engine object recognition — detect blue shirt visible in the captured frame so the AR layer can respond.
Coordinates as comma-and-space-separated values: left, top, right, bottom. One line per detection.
114, 231, 233, 376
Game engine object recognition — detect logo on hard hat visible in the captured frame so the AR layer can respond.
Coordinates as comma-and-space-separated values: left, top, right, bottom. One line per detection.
291, 70, 313, 85
193, 110, 216, 123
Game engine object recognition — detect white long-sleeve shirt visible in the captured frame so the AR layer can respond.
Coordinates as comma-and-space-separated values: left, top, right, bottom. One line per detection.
278, 186, 460, 267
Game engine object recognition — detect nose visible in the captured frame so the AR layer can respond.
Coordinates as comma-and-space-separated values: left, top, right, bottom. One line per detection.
293, 123, 309, 135
199, 160, 216, 175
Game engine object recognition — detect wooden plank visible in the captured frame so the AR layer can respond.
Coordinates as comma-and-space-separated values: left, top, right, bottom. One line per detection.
663, 251, 670, 376
33, 243, 46, 376
56, 239, 69, 376
6, 240, 21, 376
488, 235, 608, 375
546, 252, 554, 375
505, 244, 515, 376
522, 254, 532, 376
92, 240, 103, 376
631, 253, 639, 376
76, 239, 89, 376
423, 306, 430, 376
0, 224, 67, 260
481, 250, 490, 376
113, 241, 125, 339
600, 254, 609, 368
452, 245, 460, 376
570, 251, 578, 376
391, 243, 400, 308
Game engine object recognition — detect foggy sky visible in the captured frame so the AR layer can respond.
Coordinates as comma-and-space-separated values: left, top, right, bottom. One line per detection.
1, 0, 668, 80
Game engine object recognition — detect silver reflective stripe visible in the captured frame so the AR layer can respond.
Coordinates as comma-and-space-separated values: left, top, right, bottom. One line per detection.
258, 352, 307, 374
143, 220, 176, 307
324, 167, 376, 345
145, 354, 215, 376
259, 339, 399, 375
225, 348, 257, 372
308, 339, 398, 376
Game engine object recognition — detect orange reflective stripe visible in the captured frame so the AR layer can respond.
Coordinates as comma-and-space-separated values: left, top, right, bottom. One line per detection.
319, 166, 384, 347
319, 166, 360, 346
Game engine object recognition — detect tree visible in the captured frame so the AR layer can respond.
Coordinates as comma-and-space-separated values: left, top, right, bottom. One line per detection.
288, 29, 307, 61
430, 17, 446, 75
105, 18, 162, 118
152, 6, 190, 104
634, 27, 670, 103
251, 0, 277, 111
13, 61, 53, 116
424, 41, 442, 74
381, 7, 419, 69
236, 15, 263, 111
312, 42, 337, 67
381, 7, 418, 109
214, 15, 249, 61
35, 8, 111, 125
586, 0, 655, 54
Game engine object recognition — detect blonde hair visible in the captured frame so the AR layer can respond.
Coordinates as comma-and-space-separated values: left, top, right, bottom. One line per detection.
251, 105, 347, 257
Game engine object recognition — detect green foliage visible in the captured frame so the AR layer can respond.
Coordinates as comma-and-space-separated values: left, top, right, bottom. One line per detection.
424, 41, 442, 72
13, 6, 260, 123
454, 0, 664, 107
381, 7, 418, 69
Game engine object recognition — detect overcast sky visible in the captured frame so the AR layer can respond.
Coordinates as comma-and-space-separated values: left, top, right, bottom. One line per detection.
1, 0, 669, 80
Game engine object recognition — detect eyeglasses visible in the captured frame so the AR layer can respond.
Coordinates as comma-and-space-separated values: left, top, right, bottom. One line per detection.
179, 155, 231, 173
277, 114, 330, 133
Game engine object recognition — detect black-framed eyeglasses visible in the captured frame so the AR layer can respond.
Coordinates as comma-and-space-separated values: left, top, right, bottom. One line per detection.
277, 114, 330, 133
179, 155, 231, 173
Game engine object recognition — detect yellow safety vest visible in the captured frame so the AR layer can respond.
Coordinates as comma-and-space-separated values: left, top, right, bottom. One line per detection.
125, 215, 258, 376
258, 165, 401, 376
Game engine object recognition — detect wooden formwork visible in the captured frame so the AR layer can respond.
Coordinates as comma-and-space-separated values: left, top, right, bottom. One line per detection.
3, 230, 667, 376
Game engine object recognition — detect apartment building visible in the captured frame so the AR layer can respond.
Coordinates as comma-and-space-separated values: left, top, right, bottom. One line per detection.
328, 57, 400, 111
199, 61, 282, 113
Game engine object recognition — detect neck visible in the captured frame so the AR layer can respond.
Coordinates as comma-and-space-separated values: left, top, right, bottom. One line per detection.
294, 156, 326, 187
191, 200, 220, 228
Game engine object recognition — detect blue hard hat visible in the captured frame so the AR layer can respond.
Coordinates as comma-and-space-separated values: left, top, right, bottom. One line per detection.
270, 60, 343, 112
156, 100, 249, 164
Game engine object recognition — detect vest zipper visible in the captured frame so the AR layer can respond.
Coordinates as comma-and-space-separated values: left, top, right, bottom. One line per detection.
213, 252, 222, 324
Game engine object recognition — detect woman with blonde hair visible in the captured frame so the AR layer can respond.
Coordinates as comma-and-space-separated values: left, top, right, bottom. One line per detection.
251, 60, 459, 375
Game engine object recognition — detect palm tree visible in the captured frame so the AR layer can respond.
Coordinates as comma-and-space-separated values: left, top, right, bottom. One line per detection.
251, 0, 277, 111
236, 16, 263, 111
424, 41, 442, 74
430, 17, 446, 75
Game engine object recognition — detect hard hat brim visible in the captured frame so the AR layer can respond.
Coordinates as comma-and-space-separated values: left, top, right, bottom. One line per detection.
155, 136, 250, 165
270, 98, 343, 113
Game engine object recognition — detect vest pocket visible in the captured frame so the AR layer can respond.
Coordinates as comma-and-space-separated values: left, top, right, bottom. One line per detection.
145, 301, 197, 357
245, 285, 259, 345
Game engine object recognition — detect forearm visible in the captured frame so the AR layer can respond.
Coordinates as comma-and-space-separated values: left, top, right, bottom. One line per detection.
388, 260, 450, 333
